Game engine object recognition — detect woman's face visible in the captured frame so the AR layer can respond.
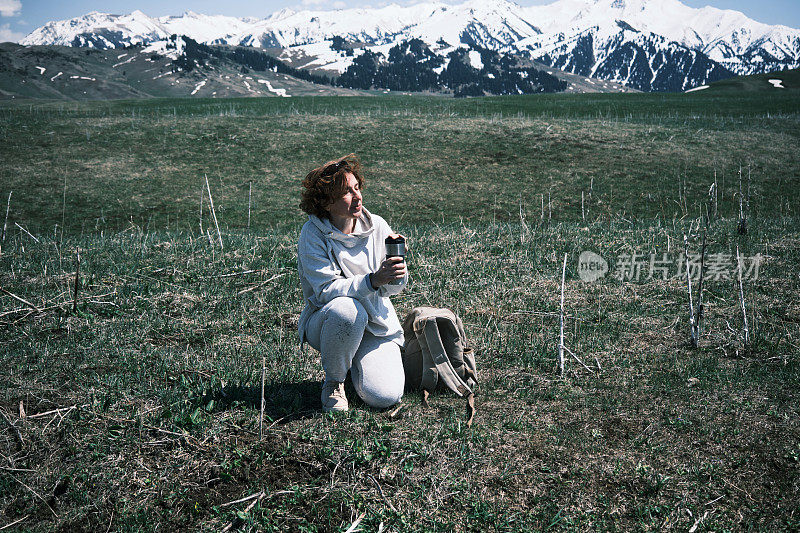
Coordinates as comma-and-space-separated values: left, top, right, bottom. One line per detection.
326, 172, 363, 222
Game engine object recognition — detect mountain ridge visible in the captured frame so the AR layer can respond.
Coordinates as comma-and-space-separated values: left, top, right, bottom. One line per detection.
17, 0, 800, 92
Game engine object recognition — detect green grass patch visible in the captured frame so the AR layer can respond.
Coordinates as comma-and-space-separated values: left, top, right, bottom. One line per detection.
1, 93, 799, 531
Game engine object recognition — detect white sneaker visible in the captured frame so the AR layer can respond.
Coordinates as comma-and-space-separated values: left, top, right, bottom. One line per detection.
321, 379, 348, 412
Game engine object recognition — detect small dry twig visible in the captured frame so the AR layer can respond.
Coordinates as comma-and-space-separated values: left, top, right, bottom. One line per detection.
259, 356, 265, 441
216, 269, 260, 278
0, 290, 117, 319
199, 184, 204, 235
220, 491, 265, 508
220, 491, 265, 532
73, 248, 81, 313
540, 193, 544, 220
237, 273, 288, 295
736, 245, 750, 345
581, 190, 585, 222
104, 510, 114, 533
14, 222, 39, 243
1, 191, 10, 243
26, 405, 80, 419
0, 286, 42, 313
737, 166, 747, 235
8, 474, 57, 517
344, 512, 366, 533
0, 410, 24, 451
692, 231, 707, 347
204, 174, 223, 249
368, 474, 398, 512
558, 252, 567, 375
386, 403, 405, 419
683, 234, 696, 345
564, 346, 594, 374
0, 515, 28, 531
688, 510, 709, 533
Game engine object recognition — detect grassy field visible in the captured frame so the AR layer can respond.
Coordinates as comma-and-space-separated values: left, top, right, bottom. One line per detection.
2, 92, 799, 236
1, 91, 799, 531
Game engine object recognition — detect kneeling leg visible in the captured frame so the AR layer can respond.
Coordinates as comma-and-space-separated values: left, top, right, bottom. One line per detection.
350, 332, 405, 409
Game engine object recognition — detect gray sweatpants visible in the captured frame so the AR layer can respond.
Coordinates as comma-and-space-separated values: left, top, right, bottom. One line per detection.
304, 297, 404, 409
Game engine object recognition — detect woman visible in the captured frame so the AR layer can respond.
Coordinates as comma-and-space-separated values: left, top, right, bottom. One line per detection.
297, 154, 407, 412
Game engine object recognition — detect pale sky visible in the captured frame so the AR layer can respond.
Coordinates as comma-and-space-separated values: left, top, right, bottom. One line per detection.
2, 0, 799, 42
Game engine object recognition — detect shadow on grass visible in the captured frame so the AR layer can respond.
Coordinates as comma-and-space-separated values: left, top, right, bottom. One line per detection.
203, 380, 323, 424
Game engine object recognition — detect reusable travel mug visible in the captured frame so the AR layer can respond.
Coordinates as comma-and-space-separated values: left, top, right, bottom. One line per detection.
385, 235, 406, 285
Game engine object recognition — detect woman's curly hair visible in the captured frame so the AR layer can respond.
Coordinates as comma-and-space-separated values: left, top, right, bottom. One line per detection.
300, 154, 364, 219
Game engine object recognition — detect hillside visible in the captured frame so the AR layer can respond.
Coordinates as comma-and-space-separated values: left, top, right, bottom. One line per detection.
1, 36, 641, 100
703, 67, 800, 92
0, 39, 363, 101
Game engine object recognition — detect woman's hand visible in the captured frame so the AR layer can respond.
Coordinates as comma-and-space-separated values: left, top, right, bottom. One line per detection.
369, 233, 408, 289
370, 256, 407, 288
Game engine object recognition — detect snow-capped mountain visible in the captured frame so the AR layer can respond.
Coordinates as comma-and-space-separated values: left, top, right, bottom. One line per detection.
520, 0, 800, 76
21, 10, 256, 48
20, 0, 800, 92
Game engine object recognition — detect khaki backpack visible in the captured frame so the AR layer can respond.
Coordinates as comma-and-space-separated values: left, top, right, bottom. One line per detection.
401, 307, 477, 426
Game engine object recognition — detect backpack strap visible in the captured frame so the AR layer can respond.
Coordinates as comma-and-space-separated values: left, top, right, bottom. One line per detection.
417, 316, 473, 397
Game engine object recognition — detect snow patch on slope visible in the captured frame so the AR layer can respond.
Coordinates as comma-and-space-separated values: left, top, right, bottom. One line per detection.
468, 50, 483, 70
191, 80, 206, 95
257, 79, 290, 97
142, 37, 186, 60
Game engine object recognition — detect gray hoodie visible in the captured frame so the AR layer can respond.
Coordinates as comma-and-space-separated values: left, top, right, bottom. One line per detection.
297, 208, 407, 346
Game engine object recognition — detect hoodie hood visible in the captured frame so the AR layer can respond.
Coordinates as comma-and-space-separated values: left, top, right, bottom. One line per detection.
297, 208, 407, 347
309, 207, 376, 247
